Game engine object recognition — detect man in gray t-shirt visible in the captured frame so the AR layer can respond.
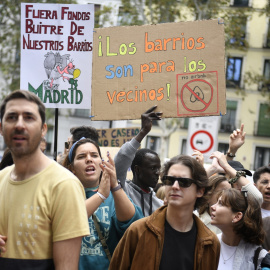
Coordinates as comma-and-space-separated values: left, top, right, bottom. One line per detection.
114, 106, 164, 216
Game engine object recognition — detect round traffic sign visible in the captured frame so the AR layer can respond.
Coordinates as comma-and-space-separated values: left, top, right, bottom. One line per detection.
190, 130, 214, 154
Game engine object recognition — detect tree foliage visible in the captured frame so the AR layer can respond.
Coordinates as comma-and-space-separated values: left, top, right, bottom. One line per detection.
120, 0, 183, 25
118, 0, 145, 25
120, 0, 254, 50
94, 5, 113, 28
118, 0, 270, 91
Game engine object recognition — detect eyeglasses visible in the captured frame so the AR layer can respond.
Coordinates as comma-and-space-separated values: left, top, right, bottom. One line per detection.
161, 176, 196, 188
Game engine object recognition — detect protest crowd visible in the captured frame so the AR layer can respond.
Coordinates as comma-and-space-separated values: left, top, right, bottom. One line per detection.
0, 90, 270, 270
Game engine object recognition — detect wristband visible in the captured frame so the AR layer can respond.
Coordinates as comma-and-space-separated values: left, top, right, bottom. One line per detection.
229, 171, 246, 185
227, 152, 236, 158
111, 181, 122, 193
97, 192, 107, 202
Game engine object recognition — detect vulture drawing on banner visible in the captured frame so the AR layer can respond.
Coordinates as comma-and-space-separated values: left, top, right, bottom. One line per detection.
44, 52, 76, 88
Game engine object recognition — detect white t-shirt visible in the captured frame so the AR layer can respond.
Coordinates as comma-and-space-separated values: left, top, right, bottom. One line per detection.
217, 234, 237, 270
261, 208, 270, 218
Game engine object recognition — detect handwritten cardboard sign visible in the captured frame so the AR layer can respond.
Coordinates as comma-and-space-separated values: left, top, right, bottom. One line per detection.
100, 146, 133, 180
91, 19, 226, 120
97, 127, 140, 147
20, 3, 94, 109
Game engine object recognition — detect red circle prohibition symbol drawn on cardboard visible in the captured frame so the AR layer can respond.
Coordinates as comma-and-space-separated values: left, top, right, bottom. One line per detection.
190, 130, 214, 154
180, 79, 214, 112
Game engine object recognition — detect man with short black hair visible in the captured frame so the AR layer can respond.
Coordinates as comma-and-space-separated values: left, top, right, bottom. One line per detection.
254, 166, 270, 217
0, 90, 89, 270
114, 106, 164, 216
128, 148, 162, 216
70, 125, 99, 144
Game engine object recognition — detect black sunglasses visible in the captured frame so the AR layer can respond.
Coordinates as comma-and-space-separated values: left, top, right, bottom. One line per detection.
162, 176, 196, 188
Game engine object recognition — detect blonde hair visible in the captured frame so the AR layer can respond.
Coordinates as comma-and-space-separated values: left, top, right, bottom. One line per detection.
156, 186, 166, 200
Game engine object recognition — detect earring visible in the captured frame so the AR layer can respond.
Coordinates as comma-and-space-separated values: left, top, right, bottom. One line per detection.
232, 220, 234, 223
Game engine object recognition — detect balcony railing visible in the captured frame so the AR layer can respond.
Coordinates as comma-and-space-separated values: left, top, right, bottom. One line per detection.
258, 82, 270, 92
219, 123, 236, 133
231, 0, 249, 7
263, 33, 270, 48
254, 121, 270, 137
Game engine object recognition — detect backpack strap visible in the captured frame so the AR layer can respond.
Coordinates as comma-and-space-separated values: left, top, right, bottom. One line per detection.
92, 214, 112, 261
253, 246, 263, 270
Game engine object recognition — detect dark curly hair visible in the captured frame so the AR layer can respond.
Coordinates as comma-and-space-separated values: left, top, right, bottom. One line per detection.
160, 155, 209, 210
70, 126, 99, 144
218, 188, 264, 245
131, 148, 159, 175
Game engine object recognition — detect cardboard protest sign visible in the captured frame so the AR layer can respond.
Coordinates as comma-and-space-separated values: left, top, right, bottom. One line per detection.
20, 3, 94, 109
91, 19, 226, 120
97, 127, 140, 147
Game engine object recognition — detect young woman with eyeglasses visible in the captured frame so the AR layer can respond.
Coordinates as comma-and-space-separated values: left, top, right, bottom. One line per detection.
211, 188, 270, 270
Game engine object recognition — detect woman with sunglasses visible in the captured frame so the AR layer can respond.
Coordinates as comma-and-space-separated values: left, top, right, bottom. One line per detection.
63, 138, 143, 270
211, 188, 270, 270
110, 155, 220, 270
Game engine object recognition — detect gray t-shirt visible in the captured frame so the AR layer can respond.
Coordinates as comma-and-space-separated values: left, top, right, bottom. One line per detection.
114, 138, 163, 216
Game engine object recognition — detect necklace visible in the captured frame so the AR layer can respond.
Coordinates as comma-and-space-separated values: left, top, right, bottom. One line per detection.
221, 247, 237, 264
